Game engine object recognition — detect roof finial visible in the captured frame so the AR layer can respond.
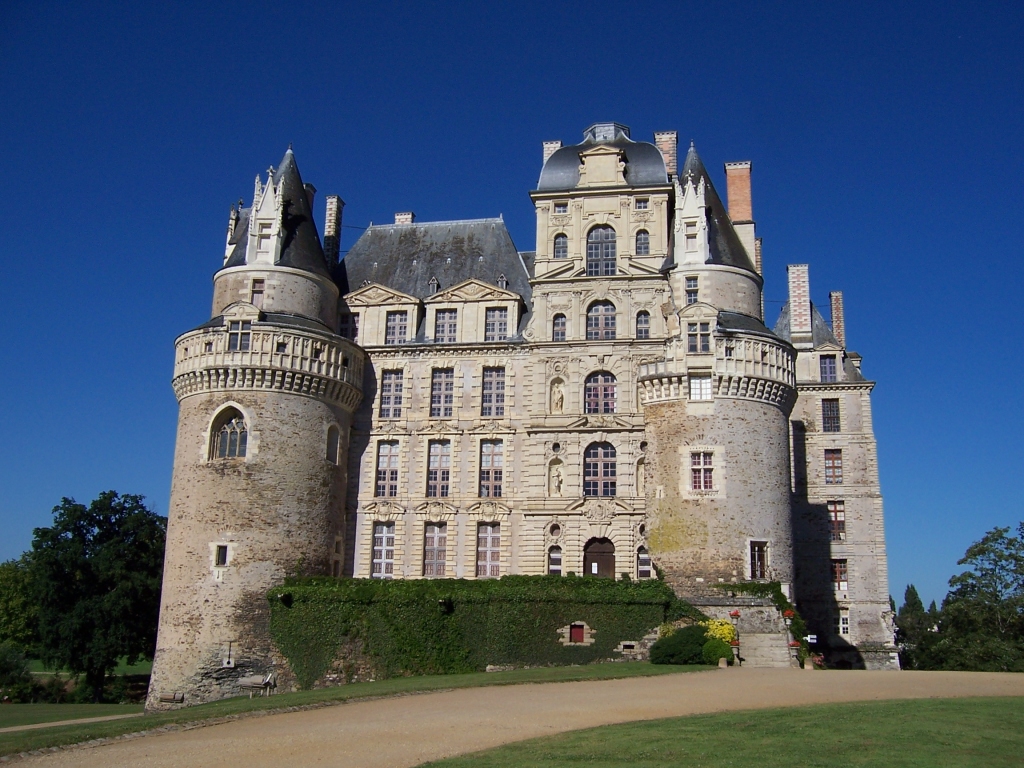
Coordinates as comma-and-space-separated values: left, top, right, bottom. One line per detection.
287, 143, 294, 153
690, 140, 695, 149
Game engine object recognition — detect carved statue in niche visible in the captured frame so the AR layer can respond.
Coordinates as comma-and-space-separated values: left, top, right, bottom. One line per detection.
551, 379, 565, 414
548, 462, 564, 497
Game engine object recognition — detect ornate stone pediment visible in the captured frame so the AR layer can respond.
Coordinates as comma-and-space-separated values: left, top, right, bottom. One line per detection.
577, 145, 627, 187
564, 498, 632, 520
426, 278, 520, 304
467, 500, 511, 521
344, 283, 419, 306
362, 501, 405, 521
414, 500, 459, 521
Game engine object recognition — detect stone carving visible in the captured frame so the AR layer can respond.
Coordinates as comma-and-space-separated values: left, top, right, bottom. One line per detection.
582, 499, 616, 522
549, 462, 564, 497
551, 380, 565, 414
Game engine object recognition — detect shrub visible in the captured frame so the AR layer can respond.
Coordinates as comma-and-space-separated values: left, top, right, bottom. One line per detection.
702, 638, 732, 665
650, 624, 708, 665
701, 619, 737, 643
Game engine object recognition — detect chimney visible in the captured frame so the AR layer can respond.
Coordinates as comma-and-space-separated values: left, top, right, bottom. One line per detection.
324, 195, 344, 265
395, 212, 415, 224
830, 291, 846, 347
303, 183, 317, 211
654, 131, 678, 177
724, 161, 752, 222
542, 140, 562, 164
787, 264, 813, 349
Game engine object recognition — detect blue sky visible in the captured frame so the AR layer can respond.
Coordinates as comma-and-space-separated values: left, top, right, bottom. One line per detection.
1, 1, 1021, 607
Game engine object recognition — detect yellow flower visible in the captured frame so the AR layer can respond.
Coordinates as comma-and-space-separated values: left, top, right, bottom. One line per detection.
700, 619, 737, 643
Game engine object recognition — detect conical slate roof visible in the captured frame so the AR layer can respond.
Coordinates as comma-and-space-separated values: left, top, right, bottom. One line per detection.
676, 144, 757, 273
221, 149, 331, 278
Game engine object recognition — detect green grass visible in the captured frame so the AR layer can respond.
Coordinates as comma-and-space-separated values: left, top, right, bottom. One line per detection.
26, 658, 152, 676
0, 704, 143, 730
422, 697, 1024, 768
0, 662, 709, 756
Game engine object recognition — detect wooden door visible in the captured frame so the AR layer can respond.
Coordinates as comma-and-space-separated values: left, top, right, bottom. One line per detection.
583, 538, 615, 578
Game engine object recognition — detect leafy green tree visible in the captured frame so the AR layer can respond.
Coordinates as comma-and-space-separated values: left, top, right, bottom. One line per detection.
918, 524, 1024, 672
0, 556, 37, 650
29, 492, 166, 701
895, 584, 933, 669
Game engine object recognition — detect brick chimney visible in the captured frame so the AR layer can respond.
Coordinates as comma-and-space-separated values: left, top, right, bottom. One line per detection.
724, 161, 752, 222
323, 195, 344, 265
787, 264, 813, 349
394, 212, 415, 224
542, 140, 562, 164
654, 131, 678, 178
830, 291, 846, 347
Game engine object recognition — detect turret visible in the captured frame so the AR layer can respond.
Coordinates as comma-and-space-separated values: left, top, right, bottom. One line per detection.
147, 151, 365, 709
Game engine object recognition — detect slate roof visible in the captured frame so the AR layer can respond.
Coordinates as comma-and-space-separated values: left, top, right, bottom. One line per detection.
337, 218, 532, 334
773, 301, 841, 348
537, 123, 669, 192
717, 311, 785, 341
221, 149, 332, 278
662, 144, 757, 274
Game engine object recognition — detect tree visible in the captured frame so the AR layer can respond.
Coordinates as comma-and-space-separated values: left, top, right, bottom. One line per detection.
0, 557, 37, 650
29, 492, 166, 701
917, 524, 1024, 672
895, 584, 933, 669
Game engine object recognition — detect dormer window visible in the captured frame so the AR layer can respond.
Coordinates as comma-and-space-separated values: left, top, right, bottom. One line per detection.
428, 276, 440, 295
635, 198, 649, 210
256, 222, 273, 254
497, 274, 508, 289
687, 322, 710, 354
685, 221, 697, 251
553, 201, 568, 214
228, 321, 251, 352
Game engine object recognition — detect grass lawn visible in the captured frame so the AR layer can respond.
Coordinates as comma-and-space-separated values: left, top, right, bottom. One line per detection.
423, 697, 1024, 768
0, 662, 709, 756
0, 704, 142, 730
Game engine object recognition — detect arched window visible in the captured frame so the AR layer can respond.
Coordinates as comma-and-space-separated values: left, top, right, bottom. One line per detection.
211, 409, 247, 459
636, 311, 650, 339
547, 546, 562, 576
586, 226, 616, 276
553, 233, 568, 259
584, 442, 616, 497
637, 547, 652, 579
587, 301, 616, 340
635, 230, 650, 256
552, 313, 566, 341
585, 372, 616, 414
326, 425, 340, 465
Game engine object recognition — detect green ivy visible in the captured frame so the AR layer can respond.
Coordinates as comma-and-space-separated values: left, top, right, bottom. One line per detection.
268, 576, 703, 689
712, 581, 809, 661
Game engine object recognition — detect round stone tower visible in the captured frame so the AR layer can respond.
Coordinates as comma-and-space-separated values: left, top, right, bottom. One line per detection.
641, 145, 797, 600
146, 150, 364, 709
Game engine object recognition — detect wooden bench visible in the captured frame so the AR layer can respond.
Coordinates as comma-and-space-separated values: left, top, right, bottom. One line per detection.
237, 673, 276, 698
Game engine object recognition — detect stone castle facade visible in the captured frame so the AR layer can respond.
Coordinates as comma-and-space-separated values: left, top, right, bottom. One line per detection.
147, 123, 897, 709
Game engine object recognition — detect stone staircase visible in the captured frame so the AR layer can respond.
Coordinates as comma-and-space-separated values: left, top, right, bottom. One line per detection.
690, 596, 798, 668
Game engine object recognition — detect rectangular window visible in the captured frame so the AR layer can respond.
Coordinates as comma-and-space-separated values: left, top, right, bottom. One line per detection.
685, 276, 698, 305
553, 201, 568, 214
828, 500, 846, 542
690, 451, 714, 491
371, 522, 395, 579
839, 609, 850, 636
339, 313, 359, 341
552, 314, 566, 341
635, 198, 649, 210
636, 312, 650, 339
430, 369, 455, 418
227, 321, 251, 351
832, 559, 849, 591
375, 442, 399, 497
385, 311, 408, 345
687, 322, 711, 353
824, 449, 843, 484
434, 309, 457, 343
256, 221, 273, 253
820, 355, 837, 383
423, 522, 447, 577
689, 374, 712, 401
215, 545, 228, 567
476, 522, 500, 578
485, 307, 509, 342
427, 441, 451, 498
750, 541, 768, 579
548, 547, 562, 576
250, 279, 265, 309
637, 548, 652, 579
479, 440, 504, 497
481, 367, 506, 417
379, 370, 404, 418
685, 221, 697, 251
822, 399, 841, 433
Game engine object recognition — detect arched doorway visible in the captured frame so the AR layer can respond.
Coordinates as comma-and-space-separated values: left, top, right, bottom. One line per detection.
583, 538, 615, 578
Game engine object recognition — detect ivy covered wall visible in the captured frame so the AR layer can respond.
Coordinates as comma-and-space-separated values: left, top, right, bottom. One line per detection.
268, 575, 702, 688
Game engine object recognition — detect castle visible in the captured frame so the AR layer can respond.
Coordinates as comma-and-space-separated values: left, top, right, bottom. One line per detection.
147, 123, 898, 709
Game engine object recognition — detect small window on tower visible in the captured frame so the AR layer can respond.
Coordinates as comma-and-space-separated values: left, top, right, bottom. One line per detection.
215, 545, 229, 567
685, 221, 698, 251
250, 279, 265, 309
689, 374, 712, 401
687, 322, 711, 353
685, 276, 699, 305
256, 221, 273, 253
635, 198, 649, 210
227, 321, 251, 352
553, 201, 568, 214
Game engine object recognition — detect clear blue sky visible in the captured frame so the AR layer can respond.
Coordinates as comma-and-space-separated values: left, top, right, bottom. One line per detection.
2, 1, 1021, 608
